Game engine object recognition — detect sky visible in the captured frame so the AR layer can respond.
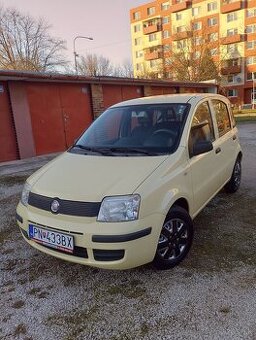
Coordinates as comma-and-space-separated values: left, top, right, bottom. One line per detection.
0, 0, 147, 67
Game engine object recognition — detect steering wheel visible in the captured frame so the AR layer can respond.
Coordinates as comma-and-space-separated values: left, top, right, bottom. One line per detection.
153, 129, 176, 139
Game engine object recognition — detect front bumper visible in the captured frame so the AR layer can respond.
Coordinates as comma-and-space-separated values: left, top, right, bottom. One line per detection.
16, 202, 165, 270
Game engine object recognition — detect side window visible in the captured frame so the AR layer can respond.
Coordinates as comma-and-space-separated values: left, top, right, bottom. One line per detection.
189, 102, 215, 154
189, 101, 215, 156
212, 99, 231, 137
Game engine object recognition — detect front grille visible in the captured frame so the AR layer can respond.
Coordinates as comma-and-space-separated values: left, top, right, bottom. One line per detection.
28, 192, 101, 217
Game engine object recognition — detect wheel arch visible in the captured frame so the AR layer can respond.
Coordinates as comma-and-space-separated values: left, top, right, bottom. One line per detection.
170, 197, 190, 215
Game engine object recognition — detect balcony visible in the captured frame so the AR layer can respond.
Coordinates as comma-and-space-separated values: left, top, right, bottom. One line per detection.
171, 1, 191, 13
221, 34, 243, 44
172, 31, 191, 41
145, 51, 162, 60
221, 1, 243, 14
221, 65, 242, 75
143, 24, 162, 35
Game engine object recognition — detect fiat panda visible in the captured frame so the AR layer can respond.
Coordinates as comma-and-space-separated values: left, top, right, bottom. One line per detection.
16, 94, 242, 270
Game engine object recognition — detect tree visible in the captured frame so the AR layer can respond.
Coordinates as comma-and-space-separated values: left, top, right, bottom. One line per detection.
113, 59, 134, 78
162, 23, 222, 82
0, 6, 67, 72
78, 53, 113, 77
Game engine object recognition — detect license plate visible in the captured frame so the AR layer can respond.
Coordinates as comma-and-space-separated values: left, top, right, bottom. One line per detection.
28, 224, 74, 253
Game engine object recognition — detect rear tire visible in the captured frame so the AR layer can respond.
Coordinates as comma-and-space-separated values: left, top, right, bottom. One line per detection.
153, 206, 193, 270
225, 158, 241, 193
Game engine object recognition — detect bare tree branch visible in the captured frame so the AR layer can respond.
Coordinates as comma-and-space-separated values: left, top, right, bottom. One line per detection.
0, 5, 68, 72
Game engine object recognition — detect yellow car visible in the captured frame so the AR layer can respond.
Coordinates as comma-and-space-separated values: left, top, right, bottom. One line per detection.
16, 94, 242, 270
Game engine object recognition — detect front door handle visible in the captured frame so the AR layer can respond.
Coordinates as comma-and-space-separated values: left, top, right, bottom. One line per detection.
233, 135, 237, 140
215, 147, 221, 154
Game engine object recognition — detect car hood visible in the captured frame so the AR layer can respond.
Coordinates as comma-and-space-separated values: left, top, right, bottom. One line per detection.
29, 152, 168, 202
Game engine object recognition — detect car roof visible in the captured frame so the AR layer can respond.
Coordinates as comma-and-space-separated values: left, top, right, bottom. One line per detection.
110, 93, 228, 108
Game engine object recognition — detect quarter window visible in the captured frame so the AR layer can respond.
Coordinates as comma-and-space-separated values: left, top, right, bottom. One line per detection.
212, 100, 231, 137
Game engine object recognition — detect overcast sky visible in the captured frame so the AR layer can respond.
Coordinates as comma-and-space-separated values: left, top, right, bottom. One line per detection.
0, 0, 147, 67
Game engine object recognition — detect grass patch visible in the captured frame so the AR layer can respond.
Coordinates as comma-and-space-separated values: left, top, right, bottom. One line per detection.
235, 115, 256, 122
0, 174, 28, 186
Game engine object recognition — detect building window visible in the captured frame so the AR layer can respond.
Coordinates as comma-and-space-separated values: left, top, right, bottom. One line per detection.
135, 50, 143, 58
210, 48, 218, 56
193, 21, 202, 30
147, 7, 155, 15
207, 2, 217, 12
227, 28, 238, 36
134, 37, 142, 46
227, 89, 238, 97
227, 75, 235, 83
247, 40, 256, 49
194, 37, 202, 45
176, 25, 186, 33
246, 8, 256, 17
163, 44, 171, 52
148, 33, 157, 42
162, 16, 170, 24
227, 12, 238, 22
149, 60, 158, 67
246, 56, 256, 65
227, 58, 240, 66
134, 24, 141, 33
177, 40, 186, 49
176, 13, 182, 20
136, 63, 142, 71
227, 43, 238, 54
161, 2, 170, 11
208, 17, 218, 26
247, 72, 256, 80
192, 7, 200, 17
246, 25, 256, 34
208, 32, 218, 41
163, 30, 170, 39
133, 11, 140, 20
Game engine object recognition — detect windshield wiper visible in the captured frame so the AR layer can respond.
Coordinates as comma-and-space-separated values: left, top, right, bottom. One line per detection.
73, 145, 112, 156
109, 147, 157, 156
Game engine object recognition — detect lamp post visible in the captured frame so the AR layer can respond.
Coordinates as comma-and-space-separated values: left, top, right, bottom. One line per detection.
252, 72, 255, 110
73, 36, 93, 74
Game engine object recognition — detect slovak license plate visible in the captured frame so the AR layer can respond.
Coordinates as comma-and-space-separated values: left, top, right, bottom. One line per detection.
28, 224, 74, 253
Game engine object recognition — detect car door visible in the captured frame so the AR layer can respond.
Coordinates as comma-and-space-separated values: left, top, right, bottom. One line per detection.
188, 100, 222, 215
210, 99, 238, 185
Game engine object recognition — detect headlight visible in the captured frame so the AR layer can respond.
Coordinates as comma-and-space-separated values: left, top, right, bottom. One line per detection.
97, 194, 141, 222
21, 182, 31, 206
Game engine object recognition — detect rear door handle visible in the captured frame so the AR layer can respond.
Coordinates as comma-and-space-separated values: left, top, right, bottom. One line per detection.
215, 147, 221, 154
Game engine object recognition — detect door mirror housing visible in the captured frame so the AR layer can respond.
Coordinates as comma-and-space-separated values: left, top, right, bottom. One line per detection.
192, 140, 213, 157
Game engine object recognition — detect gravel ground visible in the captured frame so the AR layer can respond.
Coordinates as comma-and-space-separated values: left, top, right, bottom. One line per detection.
0, 123, 256, 340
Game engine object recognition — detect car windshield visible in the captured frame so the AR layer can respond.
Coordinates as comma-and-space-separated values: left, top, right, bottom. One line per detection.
70, 103, 190, 156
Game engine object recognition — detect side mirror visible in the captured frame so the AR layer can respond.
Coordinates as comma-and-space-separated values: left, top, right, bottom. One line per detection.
192, 140, 213, 157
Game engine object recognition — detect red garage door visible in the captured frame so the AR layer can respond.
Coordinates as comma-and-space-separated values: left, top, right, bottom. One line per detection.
103, 85, 143, 109
26, 83, 93, 155
0, 82, 19, 162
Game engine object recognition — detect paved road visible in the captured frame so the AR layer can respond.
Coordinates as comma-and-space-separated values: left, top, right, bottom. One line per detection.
0, 123, 256, 340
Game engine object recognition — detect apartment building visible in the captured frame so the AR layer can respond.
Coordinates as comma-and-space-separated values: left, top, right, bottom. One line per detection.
130, 0, 256, 106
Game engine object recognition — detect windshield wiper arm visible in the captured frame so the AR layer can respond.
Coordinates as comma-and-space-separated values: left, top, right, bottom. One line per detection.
109, 147, 156, 156
73, 145, 111, 155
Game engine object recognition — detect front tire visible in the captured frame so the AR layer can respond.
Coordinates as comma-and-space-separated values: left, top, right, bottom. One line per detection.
225, 158, 241, 193
153, 206, 193, 270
